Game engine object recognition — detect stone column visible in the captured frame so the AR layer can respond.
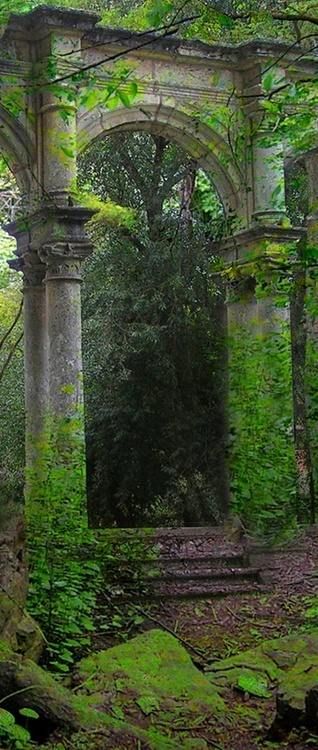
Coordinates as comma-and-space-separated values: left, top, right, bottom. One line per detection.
306, 150, 318, 232
216, 226, 303, 531
6, 228, 49, 497
39, 95, 77, 204
22, 252, 48, 474
252, 129, 287, 225
36, 209, 94, 529
43, 246, 84, 420
37, 28, 80, 206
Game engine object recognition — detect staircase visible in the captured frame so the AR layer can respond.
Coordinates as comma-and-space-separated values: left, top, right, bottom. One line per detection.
102, 525, 317, 602
141, 527, 266, 600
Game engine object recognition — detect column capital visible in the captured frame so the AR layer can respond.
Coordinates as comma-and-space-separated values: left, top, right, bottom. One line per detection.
8, 244, 46, 288
6, 204, 96, 283
39, 239, 92, 282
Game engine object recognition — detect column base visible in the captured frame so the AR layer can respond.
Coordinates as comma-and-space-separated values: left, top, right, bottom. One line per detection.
252, 210, 288, 226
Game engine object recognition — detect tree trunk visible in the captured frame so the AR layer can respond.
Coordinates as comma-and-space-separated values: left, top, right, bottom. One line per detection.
0, 650, 80, 731
290, 264, 316, 523
0, 503, 26, 637
0, 500, 43, 658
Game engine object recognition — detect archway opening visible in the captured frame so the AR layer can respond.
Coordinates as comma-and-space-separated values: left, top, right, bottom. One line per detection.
78, 129, 230, 528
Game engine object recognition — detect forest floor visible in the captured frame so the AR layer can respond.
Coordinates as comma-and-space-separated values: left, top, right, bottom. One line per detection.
90, 527, 318, 750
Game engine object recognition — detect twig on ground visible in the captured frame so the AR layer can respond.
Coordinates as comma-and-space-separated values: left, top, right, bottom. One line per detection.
129, 602, 208, 661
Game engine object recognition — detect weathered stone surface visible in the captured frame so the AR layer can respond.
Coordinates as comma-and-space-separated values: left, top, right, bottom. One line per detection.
272, 635, 318, 737
0, 631, 223, 749
207, 630, 318, 739
75, 629, 224, 733
0, 505, 27, 644
15, 614, 44, 661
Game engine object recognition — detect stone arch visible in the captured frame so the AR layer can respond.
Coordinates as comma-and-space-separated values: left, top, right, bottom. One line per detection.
77, 103, 242, 215
0, 105, 34, 193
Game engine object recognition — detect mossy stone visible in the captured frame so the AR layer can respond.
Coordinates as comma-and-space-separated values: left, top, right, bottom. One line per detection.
76, 629, 224, 728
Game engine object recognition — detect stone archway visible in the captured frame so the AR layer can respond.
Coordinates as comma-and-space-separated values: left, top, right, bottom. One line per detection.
0, 4, 313, 532
0, 104, 34, 195
77, 103, 242, 216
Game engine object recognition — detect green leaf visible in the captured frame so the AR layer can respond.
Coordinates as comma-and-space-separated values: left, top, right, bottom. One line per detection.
19, 707, 39, 720
217, 13, 234, 28
263, 72, 274, 92
12, 724, 31, 742
118, 89, 134, 107
59, 145, 75, 159
111, 705, 125, 720
136, 695, 160, 715
127, 81, 138, 98
236, 673, 271, 698
0, 708, 15, 727
106, 94, 120, 110
146, 0, 173, 27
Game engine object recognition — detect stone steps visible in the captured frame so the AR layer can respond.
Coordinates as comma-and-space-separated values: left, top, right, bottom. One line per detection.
153, 528, 244, 560
145, 527, 264, 600
156, 553, 247, 572
156, 566, 261, 582
103, 527, 275, 601
152, 579, 268, 600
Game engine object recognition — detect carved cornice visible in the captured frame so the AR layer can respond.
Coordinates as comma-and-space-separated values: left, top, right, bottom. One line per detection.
4, 8, 318, 74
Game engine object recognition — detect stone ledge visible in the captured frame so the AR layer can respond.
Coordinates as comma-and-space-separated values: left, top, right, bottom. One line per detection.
212, 224, 306, 264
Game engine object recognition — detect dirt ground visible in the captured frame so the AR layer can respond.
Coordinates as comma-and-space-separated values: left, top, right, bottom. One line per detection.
92, 527, 318, 749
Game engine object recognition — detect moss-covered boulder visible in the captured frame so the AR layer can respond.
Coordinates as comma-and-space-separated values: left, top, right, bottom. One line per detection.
74, 629, 224, 739
0, 634, 215, 750
207, 630, 318, 738
272, 633, 318, 737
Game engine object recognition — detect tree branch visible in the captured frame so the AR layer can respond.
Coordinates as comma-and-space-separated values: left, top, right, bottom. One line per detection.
30, 12, 201, 90
0, 297, 23, 353
0, 332, 23, 384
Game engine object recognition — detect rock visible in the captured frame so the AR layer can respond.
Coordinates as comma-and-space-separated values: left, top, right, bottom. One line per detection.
206, 638, 283, 693
207, 629, 318, 740
75, 629, 224, 737
16, 614, 45, 661
270, 634, 318, 738
306, 685, 318, 730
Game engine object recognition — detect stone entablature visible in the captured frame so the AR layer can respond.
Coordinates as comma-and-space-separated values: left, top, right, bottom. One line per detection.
1, 6, 317, 221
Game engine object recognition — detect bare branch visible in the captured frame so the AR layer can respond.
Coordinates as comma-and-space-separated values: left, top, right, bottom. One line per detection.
0, 332, 23, 384
0, 298, 23, 353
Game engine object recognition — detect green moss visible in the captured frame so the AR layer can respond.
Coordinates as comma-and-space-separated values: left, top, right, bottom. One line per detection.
233, 703, 261, 724
0, 638, 14, 657
76, 629, 224, 735
208, 648, 282, 687
208, 630, 318, 717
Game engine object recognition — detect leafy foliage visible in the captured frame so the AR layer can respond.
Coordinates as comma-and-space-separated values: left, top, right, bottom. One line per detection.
236, 672, 271, 698
25, 411, 102, 674
0, 215, 24, 505
80, 132, 228, 526
0, 707, 34, 750
229, 295, 298, 536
